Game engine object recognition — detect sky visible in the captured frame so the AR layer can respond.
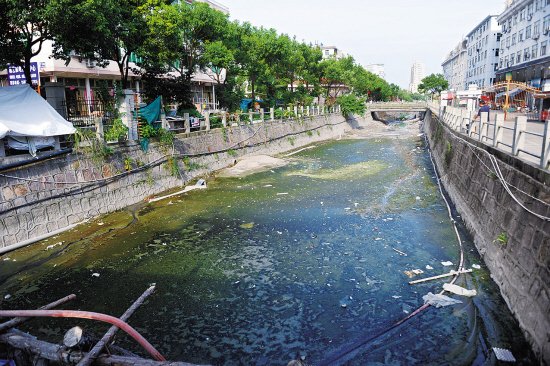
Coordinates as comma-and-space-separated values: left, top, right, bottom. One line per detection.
220, 0, 505, 89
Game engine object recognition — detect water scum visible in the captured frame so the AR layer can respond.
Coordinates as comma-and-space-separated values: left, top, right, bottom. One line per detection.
0, 134, 536, 365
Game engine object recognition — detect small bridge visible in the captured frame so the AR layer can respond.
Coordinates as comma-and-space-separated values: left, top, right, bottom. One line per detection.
366, 102, 429, 123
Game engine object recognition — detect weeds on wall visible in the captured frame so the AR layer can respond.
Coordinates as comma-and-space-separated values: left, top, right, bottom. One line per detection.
495, 232, 509, 246
227, 149, 238, 157
288, 137, 296, 146
74, 127, 113, 165
444, 141, 453, 167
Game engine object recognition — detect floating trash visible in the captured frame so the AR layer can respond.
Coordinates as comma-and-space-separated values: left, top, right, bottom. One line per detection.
240, 222, 255, 229
472, 264, 481, 269
441, 261, 454, 266
91, 273, 100, 277
493, 347, 516, 362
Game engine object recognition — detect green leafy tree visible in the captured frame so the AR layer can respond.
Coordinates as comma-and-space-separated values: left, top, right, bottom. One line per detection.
0, 0, 54, 84
50, 0, 147, 88
320, 56, 355, 99
418, 73, 449, 96
337, 93, 365, 118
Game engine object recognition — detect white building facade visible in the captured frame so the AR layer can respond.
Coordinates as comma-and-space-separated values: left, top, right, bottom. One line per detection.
464, 15, 502, 89
321, 46, 347, 60
365, 64, 385, 79
496, 0, 550, 91
409, 61, 425, 93
442, 40, 468, 91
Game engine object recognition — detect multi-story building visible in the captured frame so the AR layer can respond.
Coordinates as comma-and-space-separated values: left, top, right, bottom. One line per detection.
496, 0, 550, 91
321, 46, 347, 60
464, 15, 502, 89
409, 61, 425, 93
442, 40, 468, 91
365, 64, 385, 79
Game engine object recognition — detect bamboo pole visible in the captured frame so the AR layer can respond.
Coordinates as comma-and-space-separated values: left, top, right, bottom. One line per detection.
408, 269, 472, 285
0, 294, 76, 333
77, 285, 156, 366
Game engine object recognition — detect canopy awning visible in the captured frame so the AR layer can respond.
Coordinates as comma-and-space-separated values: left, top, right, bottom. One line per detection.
0, 84, 75, 139
495, 88, 522, 100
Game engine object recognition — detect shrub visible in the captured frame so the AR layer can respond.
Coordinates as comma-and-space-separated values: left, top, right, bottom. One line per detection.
336, 94, 365, 118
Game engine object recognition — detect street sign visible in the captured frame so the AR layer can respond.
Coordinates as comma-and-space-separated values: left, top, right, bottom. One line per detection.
7, 62, 40, 86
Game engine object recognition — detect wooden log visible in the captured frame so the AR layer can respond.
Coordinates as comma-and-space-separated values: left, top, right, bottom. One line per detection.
76, 284, 156, 366
0, 329, 209, 366
0, 294, 76, 333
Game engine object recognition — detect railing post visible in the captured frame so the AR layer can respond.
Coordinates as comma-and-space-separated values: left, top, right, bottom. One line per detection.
205, 112, 210, 131
460, 110, 468, 133
306, 106, 310, 116
260, 109, 265, 122
280, 107, 283, 121
493, 114, 504, 147
540, 120, 550, 169
512, 116, 527, 155
222, 113, 227, 127
270, 107, 274, 121
184, 113, 190, 134
95, 117, 104, 142
294, 106, 298, 117
479, 112, 488, 142
300, 105, 304, 116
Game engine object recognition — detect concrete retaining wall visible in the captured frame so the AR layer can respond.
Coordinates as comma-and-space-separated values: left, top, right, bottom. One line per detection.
0, 113, 350, 252
424, 110, 550, 364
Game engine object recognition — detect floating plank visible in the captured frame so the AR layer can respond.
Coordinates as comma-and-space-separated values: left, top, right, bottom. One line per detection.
408, 269, 472, 285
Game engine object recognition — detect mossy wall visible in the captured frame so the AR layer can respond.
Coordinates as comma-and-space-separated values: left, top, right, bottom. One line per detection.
0, 114, 351, 252
424, 109, 550, 364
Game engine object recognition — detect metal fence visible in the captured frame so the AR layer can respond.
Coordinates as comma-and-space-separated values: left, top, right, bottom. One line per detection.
61, 98, 116, 129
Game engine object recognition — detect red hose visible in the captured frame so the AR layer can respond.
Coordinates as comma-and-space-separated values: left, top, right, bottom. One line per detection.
0, 310, 165, 361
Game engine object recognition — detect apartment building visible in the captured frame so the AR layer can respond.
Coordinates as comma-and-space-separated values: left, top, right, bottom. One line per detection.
464, 15, 502, 89
442, 40, 468, 91
365, 64, 386, 79
321, 46, 347, 60
409, 61, 425, 93
496, 0, 550, 91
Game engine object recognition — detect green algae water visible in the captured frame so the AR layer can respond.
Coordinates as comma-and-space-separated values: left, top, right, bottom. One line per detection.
0, 135, 536, 365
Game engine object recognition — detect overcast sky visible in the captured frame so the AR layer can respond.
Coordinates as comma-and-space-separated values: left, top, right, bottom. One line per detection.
221, 0, 505, 88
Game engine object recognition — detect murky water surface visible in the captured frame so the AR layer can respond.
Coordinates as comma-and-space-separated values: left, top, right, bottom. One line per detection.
0, 136, 535, 365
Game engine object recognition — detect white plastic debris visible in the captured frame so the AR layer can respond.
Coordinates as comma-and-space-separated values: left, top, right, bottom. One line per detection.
426, 265, 434, 270
276, 192, 288, 195
91, 273, 100, 277
472, 264, 481, 269
443, 283, 477, 297
4, 294, 11, 300
493, 347, 516, 362
422, 292, 463, 308
441, 261, 454, 266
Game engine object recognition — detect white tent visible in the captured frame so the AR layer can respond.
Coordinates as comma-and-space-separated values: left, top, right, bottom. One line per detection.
0, 84, 75, 139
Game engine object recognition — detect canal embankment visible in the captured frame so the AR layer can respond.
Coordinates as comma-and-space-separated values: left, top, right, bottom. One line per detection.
0, 113, 354, 252
424, 108, 550, 364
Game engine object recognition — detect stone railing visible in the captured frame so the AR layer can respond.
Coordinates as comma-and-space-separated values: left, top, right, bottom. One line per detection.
366, 101, 429, 110
435, 105, 550, 170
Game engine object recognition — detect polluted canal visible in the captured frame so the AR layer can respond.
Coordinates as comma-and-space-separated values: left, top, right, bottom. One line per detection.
0, 127, 536, 365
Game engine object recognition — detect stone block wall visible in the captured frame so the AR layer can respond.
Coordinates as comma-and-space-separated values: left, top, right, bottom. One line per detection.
0, 114, 349, 252
424, 111, 550, 364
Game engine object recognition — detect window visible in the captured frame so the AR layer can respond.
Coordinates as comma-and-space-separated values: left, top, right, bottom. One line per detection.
534, 21, 541, 37
532, 44, 538, 58
517, 51, 522, 63
496, 48, 500, 56
544, 15, 550, 32
541, 41, 547, 56
484, 50, 488, 59
506, 36, 511, 47
520, 8, 526, 21
512, 33, 517, 45
519, 29, 524, 41
528, 2, 534, 15
504, 56, 509, 67
524, 47, 530, 61
526, 25, 532, 38
510, 55, 515, 66
514, 14, 518, 25
536, 0, 541, 11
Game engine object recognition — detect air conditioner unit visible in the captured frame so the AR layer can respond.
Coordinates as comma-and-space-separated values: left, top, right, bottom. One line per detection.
85, 59, 96, 68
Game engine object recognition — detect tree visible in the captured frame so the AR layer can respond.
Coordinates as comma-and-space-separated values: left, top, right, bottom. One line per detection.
320, 56, 355, 99
50, 0, 148, 88
0, 0, 54, 85
418, 73, 449, 96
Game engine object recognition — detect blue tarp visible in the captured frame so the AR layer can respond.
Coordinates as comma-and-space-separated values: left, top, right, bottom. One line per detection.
495, 88, 521, 99
240, 98, 264, 111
